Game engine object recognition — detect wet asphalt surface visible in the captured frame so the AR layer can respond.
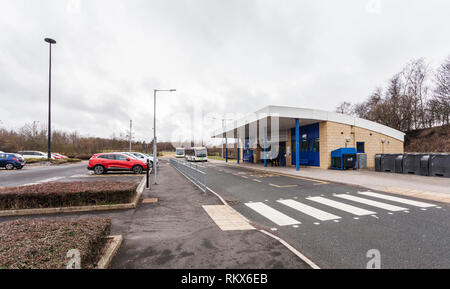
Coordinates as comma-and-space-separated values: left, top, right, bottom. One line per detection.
0, 161, 310, 269
203, 162, 450, 269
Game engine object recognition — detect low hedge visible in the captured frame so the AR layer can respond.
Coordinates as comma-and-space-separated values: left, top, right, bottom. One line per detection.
25, 158, 82, 165
0, 218, 111, 269
0, 181, 138, 210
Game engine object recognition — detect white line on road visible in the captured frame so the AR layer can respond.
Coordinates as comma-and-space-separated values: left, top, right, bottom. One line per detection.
335, 194, 408, 212
358, 192, 436, 208
307, 196, 377, 216
278, 199, 341, 221
22, 177, 65, 186
245, 202, 301, 226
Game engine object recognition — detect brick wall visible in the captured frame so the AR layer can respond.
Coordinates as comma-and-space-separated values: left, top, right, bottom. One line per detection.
321, 121, 404, 169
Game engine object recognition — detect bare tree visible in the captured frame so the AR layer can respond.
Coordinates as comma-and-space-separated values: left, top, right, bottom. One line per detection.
335, 101, 353, 115
433, 56, 450, 125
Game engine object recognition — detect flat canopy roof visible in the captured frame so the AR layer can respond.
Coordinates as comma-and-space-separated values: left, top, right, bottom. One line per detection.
212, 105, 405, 142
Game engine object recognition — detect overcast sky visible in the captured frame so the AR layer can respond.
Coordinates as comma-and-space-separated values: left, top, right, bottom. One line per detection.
0, 0, 449, 145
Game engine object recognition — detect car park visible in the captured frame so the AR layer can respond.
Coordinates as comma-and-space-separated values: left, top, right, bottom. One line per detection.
0, 153, 26, 170
18, 151, 48, 160
87, 153, 148, 175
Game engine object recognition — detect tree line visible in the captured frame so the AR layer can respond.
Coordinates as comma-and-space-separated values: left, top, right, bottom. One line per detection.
0, 122, 175, 158
336, 56, 450, 132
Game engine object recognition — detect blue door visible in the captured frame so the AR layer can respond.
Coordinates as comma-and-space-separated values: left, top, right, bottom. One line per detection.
291, 123, 320, 167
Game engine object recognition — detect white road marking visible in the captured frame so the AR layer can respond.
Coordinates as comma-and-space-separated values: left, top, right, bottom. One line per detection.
335, 194, 408, 212
36, 177, 64, 183
23, 176, 65, 186
278, 199, 341, 221
358, 192, 436, 208
307, 196, 376, 216
245, 202, 301, 226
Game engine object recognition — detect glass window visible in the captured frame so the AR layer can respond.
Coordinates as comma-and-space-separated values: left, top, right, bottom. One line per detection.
357, 142, 365, 153
308, 140, 313, 152
116, 154, 128, 161
301, 140, 308, 152
314, 138, 320, 153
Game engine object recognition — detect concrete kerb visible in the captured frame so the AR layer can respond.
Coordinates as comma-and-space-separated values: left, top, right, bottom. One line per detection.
97, 235, 123, 269
0, 176, 146, 218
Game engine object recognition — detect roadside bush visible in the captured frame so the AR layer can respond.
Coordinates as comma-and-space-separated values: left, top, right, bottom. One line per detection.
0, 218, 111, 269
69, 154, 92, 160
25, 158, 50, 164
24, 158, 82, 165
0, 181, 138, 210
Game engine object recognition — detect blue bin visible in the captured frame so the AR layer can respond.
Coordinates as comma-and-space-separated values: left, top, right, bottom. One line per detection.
331, 148, 357, 170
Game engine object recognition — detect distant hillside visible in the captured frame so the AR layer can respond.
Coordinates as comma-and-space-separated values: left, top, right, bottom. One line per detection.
405, 125, 450, 153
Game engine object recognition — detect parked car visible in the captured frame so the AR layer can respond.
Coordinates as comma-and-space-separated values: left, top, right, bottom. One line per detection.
144, 153, 159, 166
54, 153, 68, 159
0, 153, 26, 170
128, 152, 159, 166
87, 153, 148, 175
50, 153, 68, 159
51, 153, 63, 159
18, 151, 48, 160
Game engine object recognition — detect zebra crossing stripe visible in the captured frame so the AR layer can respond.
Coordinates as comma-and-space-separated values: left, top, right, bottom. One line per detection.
278, 199, 341, 221
245, 202, 301, 226
358, 192, 436, 208
335, 194, 407, 212
307, 196, 376, 216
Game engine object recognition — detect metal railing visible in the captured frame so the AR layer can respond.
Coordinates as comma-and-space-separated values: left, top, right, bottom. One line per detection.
170, 158, 207, 192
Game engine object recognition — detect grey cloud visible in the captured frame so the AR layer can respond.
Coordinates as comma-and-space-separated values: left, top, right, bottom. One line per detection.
1, 0, 449, 143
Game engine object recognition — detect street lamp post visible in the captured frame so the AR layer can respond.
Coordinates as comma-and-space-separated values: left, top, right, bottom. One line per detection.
153, 89, 176, 185
45, 38, 56, 159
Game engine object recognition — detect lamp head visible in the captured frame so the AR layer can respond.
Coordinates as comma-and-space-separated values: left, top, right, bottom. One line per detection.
44, 38, 57, 44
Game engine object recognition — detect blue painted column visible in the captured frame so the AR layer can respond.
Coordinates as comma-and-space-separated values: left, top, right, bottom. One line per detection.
264, 131, 268, 167
296, 119, 300, 171
237, 139, 240, 164
225, 139, 228, 163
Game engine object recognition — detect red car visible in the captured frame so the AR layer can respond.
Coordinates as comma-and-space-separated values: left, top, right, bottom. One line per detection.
88, 153, 148, 175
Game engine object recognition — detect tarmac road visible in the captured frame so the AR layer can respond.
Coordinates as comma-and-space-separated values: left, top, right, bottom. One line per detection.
203, 161, 450, 269
0, 162, 90, 187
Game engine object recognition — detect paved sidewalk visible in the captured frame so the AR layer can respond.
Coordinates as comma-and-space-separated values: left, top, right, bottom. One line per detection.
111, 161, 310, 269
210, 160, 450, 202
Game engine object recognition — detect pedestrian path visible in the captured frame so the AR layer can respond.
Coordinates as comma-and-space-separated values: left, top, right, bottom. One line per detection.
244, 192, 438, 227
